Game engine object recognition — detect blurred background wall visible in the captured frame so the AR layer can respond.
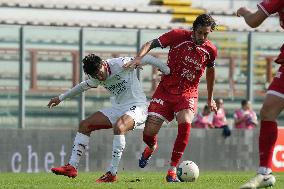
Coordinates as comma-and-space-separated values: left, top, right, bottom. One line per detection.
0, 0, 283, 173
0, 129, 260, 172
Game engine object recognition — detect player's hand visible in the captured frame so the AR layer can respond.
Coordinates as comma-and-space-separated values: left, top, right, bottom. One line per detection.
47, 96, 61, 108
123, 57, 143, 70
236, 7, 250, 17
207, 99, 217, 114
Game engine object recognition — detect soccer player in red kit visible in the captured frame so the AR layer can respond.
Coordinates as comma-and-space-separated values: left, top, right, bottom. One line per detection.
124, 14, 218, 182
237, 0, 284, 188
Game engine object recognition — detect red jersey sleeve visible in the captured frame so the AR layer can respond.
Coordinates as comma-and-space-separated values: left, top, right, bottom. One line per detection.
158, 29, 189, 48
258, 0, 283, 16
207, 43, 218, 66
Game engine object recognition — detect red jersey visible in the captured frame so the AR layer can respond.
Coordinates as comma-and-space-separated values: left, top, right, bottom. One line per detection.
158, 29, 217, 96
258, 0, 284, 63
258, 0, 284, 29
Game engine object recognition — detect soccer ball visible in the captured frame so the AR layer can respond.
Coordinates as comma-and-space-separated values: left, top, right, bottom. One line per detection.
177, 160, 199, 182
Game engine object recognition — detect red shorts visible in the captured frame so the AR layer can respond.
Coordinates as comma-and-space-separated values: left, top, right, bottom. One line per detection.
148, 84, 198, 122
267, 64, 284, 97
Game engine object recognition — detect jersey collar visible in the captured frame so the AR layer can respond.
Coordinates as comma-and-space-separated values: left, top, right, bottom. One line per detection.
104, 62, 111, 76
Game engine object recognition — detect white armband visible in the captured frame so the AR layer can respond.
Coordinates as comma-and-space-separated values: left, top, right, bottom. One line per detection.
141, 55, 170, 75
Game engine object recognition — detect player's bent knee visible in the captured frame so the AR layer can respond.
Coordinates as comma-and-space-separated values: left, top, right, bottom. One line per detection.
113, 124, 126, 135
78, 120, 92, 134
143, 116, 163, 135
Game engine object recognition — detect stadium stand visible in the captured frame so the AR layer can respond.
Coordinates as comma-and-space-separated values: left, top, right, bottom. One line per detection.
0, 0, 283, 128
0, 0, 281, 31
149, 0, 229, 31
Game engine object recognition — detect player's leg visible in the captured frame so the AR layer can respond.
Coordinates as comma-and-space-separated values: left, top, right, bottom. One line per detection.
240, 64, 284, 189
69, 112, 112, 169
240, 94, 284, 189
171, 109, 194, 167
51, 111, 112, 178
96, 105, 147, 183
96, 114, 134, 183
139, 85, 173, 169
166, 109, 195, 182
259, 94, 284, 173
166, 97, 197, 182
138, 115, 164, 168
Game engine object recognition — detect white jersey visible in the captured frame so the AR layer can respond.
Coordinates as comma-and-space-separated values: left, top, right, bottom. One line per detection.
59, 57, 146, 106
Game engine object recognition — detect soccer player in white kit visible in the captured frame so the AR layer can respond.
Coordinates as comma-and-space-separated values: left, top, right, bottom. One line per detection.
47, 53, 169, 182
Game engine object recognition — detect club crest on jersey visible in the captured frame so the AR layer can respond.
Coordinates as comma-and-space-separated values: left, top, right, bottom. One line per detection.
202, 54, 208, 62
196, 47, 209, 63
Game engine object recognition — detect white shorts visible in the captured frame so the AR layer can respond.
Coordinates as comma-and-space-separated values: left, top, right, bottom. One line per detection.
100, 103, 147, 129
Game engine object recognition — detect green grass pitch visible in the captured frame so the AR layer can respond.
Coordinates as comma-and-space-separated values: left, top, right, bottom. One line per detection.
0, 171, 283, 189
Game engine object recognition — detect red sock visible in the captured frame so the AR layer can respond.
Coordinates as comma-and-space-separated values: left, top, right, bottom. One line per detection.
259, 120, 278, 168
143, 134, 157, 148
170, 123, 191, 167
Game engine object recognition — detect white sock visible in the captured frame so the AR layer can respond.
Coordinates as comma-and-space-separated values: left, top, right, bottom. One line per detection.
257, 167, 272, 175
108, 135, 126, 175
69, 132, 90, 169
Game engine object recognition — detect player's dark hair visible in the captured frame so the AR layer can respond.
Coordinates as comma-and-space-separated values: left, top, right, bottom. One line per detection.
82, 53, 102, 77
193, 14, 216, 31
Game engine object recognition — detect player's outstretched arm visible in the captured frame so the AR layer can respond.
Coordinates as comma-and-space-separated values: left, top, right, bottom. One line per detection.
123, 39, 160, 69
47, 80, 93, 108
140, 55, 170, 75
236, 7, 267, 28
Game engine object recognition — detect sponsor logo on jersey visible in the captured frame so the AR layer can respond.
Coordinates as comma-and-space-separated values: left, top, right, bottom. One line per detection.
181, 68, 196, 81
105, 80, 127, 95
150, 98, 164, 105
184, 56, 202, 70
